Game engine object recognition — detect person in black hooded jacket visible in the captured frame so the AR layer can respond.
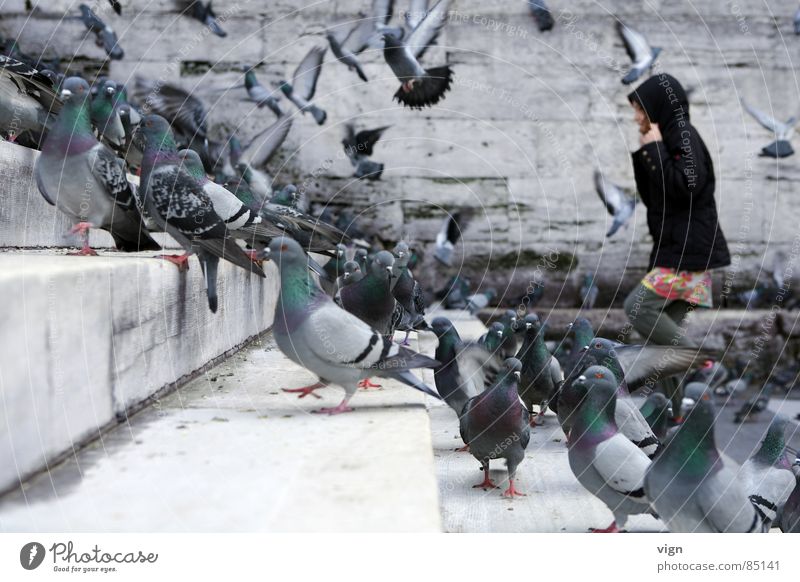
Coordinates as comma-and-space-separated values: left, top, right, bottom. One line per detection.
622, 73, 730, 420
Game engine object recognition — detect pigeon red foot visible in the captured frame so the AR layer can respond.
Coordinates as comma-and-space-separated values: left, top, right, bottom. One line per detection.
358, 378, 382, 389
66, 222, 98, 256
473, 468, 499, 490
282, 382, 326, 399
502, 478, 526, 498
590, 521, 619, 533
158, 253, 191, 271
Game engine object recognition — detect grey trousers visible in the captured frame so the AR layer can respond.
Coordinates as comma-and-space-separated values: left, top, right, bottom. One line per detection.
623, 283, 699, 418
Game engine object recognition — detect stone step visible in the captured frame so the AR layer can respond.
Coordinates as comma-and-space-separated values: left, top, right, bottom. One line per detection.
0, 250, 278, 494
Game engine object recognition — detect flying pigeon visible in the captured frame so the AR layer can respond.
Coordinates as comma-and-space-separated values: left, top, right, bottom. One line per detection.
616, 20, 660, 85
78, 4, 124, 60
460, 358, 531, 497
742, 98, 796, 158
639, 392, 671, 440
567, 367, 654, 532
180, 1, 227, 37
326, 29, 368, 82
515, 314, 563, 425
90, 79, 125, 148
280, 46, 327, 125
342, 123, 390, 180
238, 114, 293, 174
434, 211, 467, 266
242, 67, 283, 117
382, 0, 454, 108
594, 169, 636, 237
0, 55, 60, 144
263, 237, 441, 414
734, 384, 775, 424
431, 317, 501, 422
528, 1, 555, 32
578, 272, 599, 309
108, 0, 122, 15
405, 0, 430, 30
34, 77, 159, 256
135, 114, 265, 312
739, 416, 796, 528
645, 398, 768, 532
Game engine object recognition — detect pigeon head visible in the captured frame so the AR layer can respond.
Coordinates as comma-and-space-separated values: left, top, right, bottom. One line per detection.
430, 317, 455, 339
264, 236, 306, 265
503, 357, 523, 375
381, 28, 405, 46
335, 244, 346, 257
135, 114, 177, 152
569, 317, 595, 345
489, 322, 504, 337
342, 261, 361, 280
177, 149, 205, 178
60, 76, 91, 103
393, 241, 409, 258
521, 313, 541, 332
102, 80, 117, 97
369, 251, 395, 280
571, 366, 618, 430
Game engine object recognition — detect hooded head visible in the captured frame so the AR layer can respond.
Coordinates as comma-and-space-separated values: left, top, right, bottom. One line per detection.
627, 73, 689, 148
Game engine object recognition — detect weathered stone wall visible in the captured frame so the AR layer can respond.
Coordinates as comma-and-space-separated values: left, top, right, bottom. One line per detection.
2, 0, 800, 306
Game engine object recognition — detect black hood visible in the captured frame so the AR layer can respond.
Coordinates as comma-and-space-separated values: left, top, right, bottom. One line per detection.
627, 74, 689, 148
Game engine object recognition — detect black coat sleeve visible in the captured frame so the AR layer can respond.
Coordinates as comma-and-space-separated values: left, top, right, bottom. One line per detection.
634, 133, 709, 204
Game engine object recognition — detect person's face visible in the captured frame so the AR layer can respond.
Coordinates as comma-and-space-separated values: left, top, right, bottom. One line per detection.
632, 100, 651, 134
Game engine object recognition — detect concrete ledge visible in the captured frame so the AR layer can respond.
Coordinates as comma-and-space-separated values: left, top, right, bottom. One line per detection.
0, 250, 278, 494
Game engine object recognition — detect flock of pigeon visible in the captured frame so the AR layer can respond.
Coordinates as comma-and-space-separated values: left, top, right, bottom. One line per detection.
1, 1, 800, 533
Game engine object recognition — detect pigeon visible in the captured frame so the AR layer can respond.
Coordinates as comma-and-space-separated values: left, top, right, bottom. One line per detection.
616, 20, 660, 85
405, 0, 430, 30
434, 211, 467, 266
739, 416, 796, 528
0, 55, 60, 144
639, 392, 671, 440
734, 384, 774, 423
460, 358, 531, 497
338, 250, 397, 335
680, 381, 713, 418
466, 288, 496, 315
515, 314, 563, 424
479, 322, 506, 356
436, 274, 471, 309
390, 242, 427, 344
354, 248, 369, 272
555, 316, 595, 374
35, 77, 159, 256
263, 236, 441, 414
135, 114, 265, 312
78, 4, 124, 60
496, 309, 521, 358
528, 1, 555, 32
519, 275, 545, 311
242, 67, 283, 117
382, 0, 454, 109
181, 1, 227, 37
237, 114, 293, 176
280, 46, 327, 125
90, 79, 125, 148
334, 260, 363, 302
567, 367, 653, 532
685, 359, 730, 393
342, 122, 389, 180
578, 272, 599, 309
108, 0, 122, 15
321, 244, 348, 296
644, 398, 767, 533
742, 98, 796, 158
594, 169, 636, 237
780, 472, 800, 532
326, 29, 368, 82
431, 317, 501, 421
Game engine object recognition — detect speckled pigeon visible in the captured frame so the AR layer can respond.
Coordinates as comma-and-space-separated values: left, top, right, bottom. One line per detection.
567, 366, 654, 532
382, 0, 454, 109
515, 314, 563, 425
135, 114, 265, 312
0, 55, 60, 143
460, 358, 530, 497
35, 77, 159, 256
391, 241, 427, 344
280, 46, 327, 125
739, 416, 796, 528
644, 398, 767, 532
265, 236, 440, 414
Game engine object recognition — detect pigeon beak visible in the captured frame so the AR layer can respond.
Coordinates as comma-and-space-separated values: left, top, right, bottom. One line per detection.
105, 87, 115, 95
258, 248, 272, 262
386, 266, 393, 274
577, 375, 586, 382
581, 345, 589, 352
525, 323, 532, 330
60, 89, 72, 99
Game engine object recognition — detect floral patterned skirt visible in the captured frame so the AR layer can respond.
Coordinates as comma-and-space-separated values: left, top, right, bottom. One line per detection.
641, 267, 713, 308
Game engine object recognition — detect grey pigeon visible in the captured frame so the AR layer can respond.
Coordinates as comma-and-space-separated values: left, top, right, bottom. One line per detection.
567, 367, 653, 532
479, 322, 506, 357
594, 169, 636, 237
321, 244, 347, 296
681, 381, 713, 418
466, 288, 496, 315
78, 4, 124, 60
108, 0, 122, 15
90, 79, 125, 148
334, 260, 363, 303
460, 358, 530, 497
639, 392, 671, 441
339, 250, 397, 335
734, 384, 774, 423
405, 0, 429, 30
578, 272, 599, 309
135, 114, 265, 312
238, 114, 293, 173
780, 471, 800, 532
243, 67, 283, 117
645, 398, 767, 532
390, 241, 427, 344
343, 122, 389, 180
515, 314, 563, 424
742, 98, 796, 158
528, 1, 554, 32
326, 29, 368, 82
280, 46, 327, 125
434, 211, 467, 266
616, 20, 660, 85
0, 55, 60, 143
382, 0, 454, 108
739, 416, 796, 528
264, 236, 441, 414
431, 317, 501, 422
181, 1, 227, 37
35, 77, 159, 256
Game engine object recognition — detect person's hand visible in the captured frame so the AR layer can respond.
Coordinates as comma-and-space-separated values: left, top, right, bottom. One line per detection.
640, 122, 662, 145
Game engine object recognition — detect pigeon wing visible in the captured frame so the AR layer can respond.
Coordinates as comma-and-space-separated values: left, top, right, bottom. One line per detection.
405, 0, 452, 59
616, 345, 719, 390
292, 46, 326, 101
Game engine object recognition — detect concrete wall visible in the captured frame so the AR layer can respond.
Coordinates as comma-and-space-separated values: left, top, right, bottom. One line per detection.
3, 1, 799, 304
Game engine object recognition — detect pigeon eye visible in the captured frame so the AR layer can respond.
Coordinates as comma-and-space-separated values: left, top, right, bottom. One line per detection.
595, 342, 602, 348
594, 372, 604, 379
280, 244, 288, 251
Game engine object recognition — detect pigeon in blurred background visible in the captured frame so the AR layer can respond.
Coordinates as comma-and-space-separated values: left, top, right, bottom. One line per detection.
242, 67, 283, 117
342, 122, 389, 180
528, 1, 555, 32
434, 211, 468, 266
280, 46, 327, 125
742, 98, 796, 158
734, 384, 774, 424
594, 169, 636, 237
181, 1, 227, 37
78, 3, 124, 60
577, 272, 599, 309
616, 19, 660, 85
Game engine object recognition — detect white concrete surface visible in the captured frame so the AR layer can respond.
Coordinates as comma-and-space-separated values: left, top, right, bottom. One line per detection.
0, 250, 279, 494
0, 333, 442, 532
